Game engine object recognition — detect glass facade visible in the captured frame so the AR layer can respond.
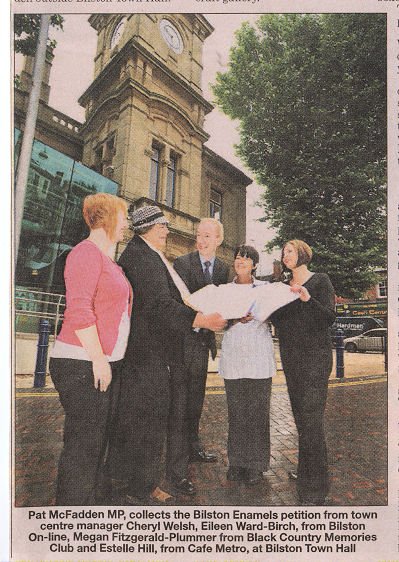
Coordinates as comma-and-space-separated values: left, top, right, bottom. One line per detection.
15, 129, 119, 299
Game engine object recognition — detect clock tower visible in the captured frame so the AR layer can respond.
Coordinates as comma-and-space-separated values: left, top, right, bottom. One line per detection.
78, 14, 214, 229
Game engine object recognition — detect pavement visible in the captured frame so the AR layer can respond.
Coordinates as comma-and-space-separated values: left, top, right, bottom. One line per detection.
14, 345, 387, 507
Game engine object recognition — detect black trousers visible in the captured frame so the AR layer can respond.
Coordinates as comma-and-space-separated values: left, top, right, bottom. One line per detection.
49, 357, 122, 506
182, 332, 210, 454
109, 358, 170, 498
224, 378, 272, 471
280, 345, 332, 503
165, 362, 191, 481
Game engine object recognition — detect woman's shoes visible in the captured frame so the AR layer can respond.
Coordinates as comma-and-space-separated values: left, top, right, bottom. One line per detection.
172, 478, 196, 496
246, 469, 263, 485
227, 467, 263, 484
299, 496, 325, 506
227, 466, 246, 481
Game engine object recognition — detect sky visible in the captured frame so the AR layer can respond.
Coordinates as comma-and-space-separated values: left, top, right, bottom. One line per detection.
15, 13, 280, 273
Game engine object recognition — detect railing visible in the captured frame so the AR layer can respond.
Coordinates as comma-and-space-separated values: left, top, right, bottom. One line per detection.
51, 113, 80, 133
15, 289, 65, 338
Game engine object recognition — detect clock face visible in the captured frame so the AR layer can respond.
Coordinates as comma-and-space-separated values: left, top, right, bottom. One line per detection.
110, 19, 125, 50
159, 19, 183, 55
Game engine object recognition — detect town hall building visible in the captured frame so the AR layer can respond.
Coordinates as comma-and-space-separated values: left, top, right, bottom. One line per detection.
14, 14, 251, 371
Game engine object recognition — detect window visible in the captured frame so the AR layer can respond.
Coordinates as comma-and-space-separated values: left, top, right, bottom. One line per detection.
149, 145, 160, 200
92, 135, 116, 175
377, 279, 387, 298
365, 330, 385, 338
93, 146, 103, 174
210, 188, 222, 221
165, 153, 177, 207
104, 136, 115, 160
14, 129, 118, 300
42, 179, 50, 196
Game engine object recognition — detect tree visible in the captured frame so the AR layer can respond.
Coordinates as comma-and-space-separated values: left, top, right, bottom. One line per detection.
212, 14, 386, 298
14, 14, 64, 86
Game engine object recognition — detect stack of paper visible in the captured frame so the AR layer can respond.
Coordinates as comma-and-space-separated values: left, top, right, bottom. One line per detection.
184, 282, 299, 321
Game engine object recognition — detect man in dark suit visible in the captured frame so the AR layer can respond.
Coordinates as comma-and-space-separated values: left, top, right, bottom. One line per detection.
173, 218, 230, 464
112, 207, 226, 503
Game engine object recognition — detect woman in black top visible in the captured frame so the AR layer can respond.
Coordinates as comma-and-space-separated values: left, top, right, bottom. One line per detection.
270, 240, 336, 505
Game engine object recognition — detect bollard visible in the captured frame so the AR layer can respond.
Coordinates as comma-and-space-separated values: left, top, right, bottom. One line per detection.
34, 319, 50, 388
335, 328, 344, 379
383, 333, 388, 372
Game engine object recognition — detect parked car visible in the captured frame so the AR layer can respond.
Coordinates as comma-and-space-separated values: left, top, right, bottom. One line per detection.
331, 316, 384, 341
343, 328, 387, 353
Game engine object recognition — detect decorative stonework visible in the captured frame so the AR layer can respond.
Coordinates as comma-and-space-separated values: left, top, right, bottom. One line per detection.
78, 14, 251, 263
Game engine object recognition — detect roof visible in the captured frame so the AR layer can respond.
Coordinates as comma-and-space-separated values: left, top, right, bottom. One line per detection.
203, 146, 253, 187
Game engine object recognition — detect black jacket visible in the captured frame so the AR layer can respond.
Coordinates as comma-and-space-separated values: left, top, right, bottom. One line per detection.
118, 236, 197, 364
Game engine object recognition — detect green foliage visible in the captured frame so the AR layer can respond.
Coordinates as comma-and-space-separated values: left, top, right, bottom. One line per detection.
14, 14, 64, 85
212, 14, 386, 298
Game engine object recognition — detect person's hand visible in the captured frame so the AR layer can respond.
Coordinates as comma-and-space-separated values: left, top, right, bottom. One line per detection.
290, 284, 311, 302
92, 356, 112, 392
201, 312, 227, 332
239, 312, 254, 324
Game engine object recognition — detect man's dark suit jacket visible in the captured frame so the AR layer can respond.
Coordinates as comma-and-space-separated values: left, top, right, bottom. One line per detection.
173, 250, 230, 359
119, 235, 197, 365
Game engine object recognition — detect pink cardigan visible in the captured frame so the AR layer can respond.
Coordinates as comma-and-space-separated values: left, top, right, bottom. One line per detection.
56, 240, 133, 356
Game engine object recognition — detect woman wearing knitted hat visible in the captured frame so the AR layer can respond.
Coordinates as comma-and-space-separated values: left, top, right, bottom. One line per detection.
109, 205, 226, 505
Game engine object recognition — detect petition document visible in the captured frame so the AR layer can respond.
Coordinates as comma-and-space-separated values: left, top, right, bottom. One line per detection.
185, 282, 299, 320
10, 1, 396, 562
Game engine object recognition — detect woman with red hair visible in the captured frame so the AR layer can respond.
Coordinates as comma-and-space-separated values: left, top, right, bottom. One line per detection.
50, 193, 132, 505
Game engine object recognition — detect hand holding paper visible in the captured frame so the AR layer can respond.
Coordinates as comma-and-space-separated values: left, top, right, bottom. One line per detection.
193, 311, 227, 331
250, 283, 301, 321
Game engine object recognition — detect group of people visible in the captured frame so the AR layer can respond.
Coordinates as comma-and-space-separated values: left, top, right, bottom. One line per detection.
49, 193, 336, 507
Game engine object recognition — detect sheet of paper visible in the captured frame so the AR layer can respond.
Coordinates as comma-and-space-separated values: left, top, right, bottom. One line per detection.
184, 282, 299, 320
184, 283, 255, 318
251, 282, 300, 322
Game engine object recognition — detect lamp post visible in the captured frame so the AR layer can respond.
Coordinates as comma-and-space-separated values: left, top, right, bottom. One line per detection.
14, 15, 50, 260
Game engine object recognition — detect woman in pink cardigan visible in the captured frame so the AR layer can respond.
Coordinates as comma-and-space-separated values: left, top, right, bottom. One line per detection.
50, 193, 132, 505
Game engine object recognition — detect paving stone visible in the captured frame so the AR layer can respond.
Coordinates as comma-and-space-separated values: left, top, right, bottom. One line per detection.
14, 373, 387, 507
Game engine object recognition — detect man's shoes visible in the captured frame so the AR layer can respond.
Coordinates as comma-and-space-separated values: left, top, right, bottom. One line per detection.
226, 466, 246, 481
172, 478, 196, 496
189, 449, 217, 463
111, 477, 129, 493
123, 493, 146, 505
246, 469, 263, 485
288, 470, 298, 481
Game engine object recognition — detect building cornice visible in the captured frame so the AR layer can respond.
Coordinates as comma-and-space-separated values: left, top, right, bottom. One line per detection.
88, 13, 214, 40
78, 77, 210, 143
203, 146, 252, 188
78, 36, 214, 115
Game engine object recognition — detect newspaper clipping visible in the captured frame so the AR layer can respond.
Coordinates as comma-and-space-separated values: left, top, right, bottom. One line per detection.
10, 0, 397, 561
